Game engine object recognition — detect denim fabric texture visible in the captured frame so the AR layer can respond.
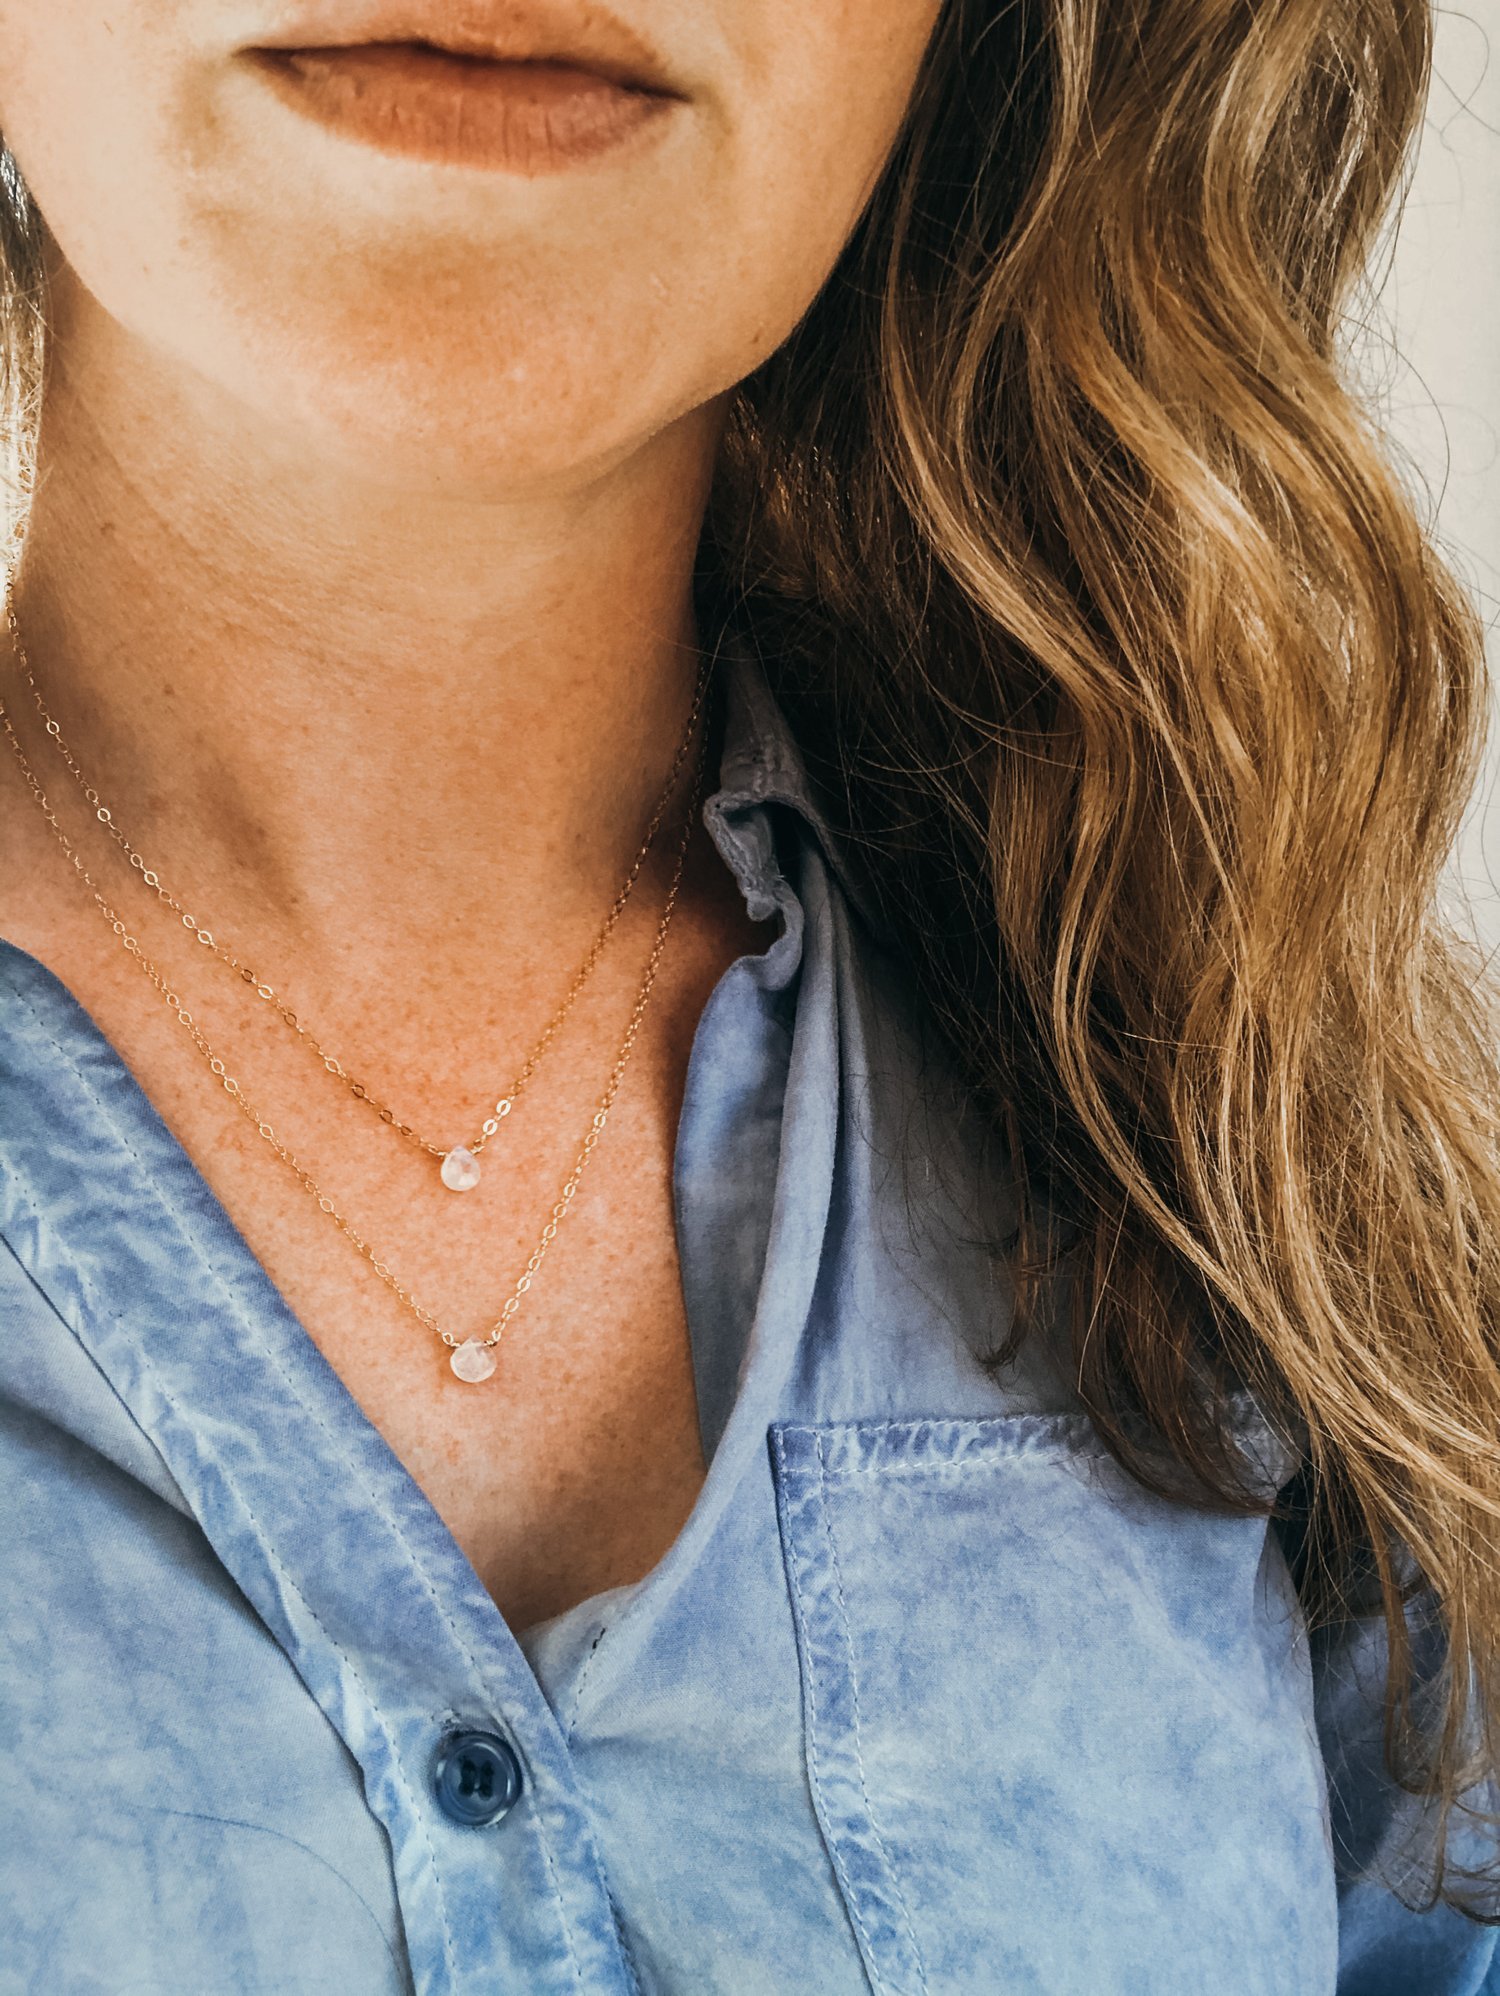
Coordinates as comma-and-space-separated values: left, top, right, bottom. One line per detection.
1, 631, 1496, 1994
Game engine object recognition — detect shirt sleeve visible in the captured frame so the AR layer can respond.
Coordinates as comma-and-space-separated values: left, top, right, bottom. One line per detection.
1281, 1486, 1500, 1996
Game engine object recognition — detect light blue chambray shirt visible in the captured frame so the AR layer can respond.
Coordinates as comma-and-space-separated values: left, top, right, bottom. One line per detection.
1, 630, 1496, 1995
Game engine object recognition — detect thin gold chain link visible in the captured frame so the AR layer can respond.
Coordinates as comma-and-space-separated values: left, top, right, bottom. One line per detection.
0, 681, 708, 1358
0, 571, 711, 1163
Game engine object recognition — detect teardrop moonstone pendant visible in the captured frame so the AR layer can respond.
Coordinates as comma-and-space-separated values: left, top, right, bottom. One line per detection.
450, 1339, 497, 1383
441, 1147, 482, 1192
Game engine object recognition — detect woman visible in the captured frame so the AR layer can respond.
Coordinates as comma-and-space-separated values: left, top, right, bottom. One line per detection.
0, 0, 1496, 1988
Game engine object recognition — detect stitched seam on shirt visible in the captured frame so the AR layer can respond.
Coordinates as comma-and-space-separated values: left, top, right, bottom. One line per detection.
563, 1626, 610, 1748
815, 1459, 1104, 1481
775, 1407, 1292, 1483
9, 997, 593, 1996
772, 1426, 891, 1996
776, 1413, 1104, 1445
604, 1885, 645, 1996
4, 1155, 455, 1990
815, 1428, 930, 1995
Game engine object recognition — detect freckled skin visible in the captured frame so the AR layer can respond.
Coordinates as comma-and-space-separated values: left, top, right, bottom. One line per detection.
0, 0, 944, 1628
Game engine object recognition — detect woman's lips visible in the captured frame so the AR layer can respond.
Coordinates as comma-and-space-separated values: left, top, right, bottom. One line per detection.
246, 42, 679, 174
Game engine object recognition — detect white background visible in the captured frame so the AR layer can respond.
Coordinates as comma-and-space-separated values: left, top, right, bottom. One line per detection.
1367, 3, 1499, 964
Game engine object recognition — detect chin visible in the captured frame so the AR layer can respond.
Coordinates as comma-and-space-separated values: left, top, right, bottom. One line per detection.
281, 372, 667, 499
229, 283, 730, 497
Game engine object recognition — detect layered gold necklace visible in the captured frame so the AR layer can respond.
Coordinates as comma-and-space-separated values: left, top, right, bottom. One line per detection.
0, 574, 712, 1383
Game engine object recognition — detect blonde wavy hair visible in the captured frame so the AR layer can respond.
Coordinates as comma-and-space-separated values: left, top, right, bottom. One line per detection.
704, 0, 1500, 1921
3, 0, 1497, 1924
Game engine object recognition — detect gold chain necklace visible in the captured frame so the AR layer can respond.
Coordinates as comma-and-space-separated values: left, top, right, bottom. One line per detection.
1, 577, 712, 1195
0, 651, 709, 1384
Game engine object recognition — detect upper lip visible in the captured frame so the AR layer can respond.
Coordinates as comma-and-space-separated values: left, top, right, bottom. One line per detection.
246, 2, 686, 95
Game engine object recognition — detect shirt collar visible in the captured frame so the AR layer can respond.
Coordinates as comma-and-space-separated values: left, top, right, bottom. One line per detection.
710, 624, 877, 930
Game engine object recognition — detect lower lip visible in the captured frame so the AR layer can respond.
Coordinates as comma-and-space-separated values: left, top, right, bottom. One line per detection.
246, 43, 677, 175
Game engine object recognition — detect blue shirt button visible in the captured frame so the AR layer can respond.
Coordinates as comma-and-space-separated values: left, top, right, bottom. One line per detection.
432, 1728, 523, 1827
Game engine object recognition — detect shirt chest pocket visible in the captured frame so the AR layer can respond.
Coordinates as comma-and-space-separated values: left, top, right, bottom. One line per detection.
767, 1414, 1339, 1996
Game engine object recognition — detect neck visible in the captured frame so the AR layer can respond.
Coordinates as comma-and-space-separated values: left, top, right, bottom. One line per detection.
4, 268, 729, 997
